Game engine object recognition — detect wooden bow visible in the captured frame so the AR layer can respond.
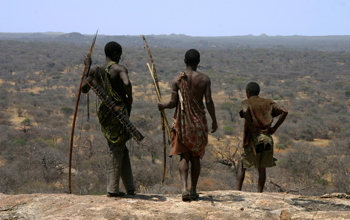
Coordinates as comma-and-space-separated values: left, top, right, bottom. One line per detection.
69, 30, 98, 194
142, 35, 171, 184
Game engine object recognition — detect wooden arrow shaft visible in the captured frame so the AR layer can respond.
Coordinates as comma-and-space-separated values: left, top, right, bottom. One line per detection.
146, 63, 171, 139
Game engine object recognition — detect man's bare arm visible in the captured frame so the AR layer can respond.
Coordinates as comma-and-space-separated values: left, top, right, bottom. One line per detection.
115, 65, 133, 104
158, 76, 179, 110
269, 107, 288, 135
81, 57, 92, 93
204, 78, 218, 133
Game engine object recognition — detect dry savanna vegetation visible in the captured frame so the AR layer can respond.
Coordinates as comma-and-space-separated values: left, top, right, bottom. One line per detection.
0, 34, 350, 196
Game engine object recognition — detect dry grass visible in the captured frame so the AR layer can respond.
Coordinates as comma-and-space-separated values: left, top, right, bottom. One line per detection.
0, 159, 6, 167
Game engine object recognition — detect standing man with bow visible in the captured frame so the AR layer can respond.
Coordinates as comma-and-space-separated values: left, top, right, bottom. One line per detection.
158, 49, 218, 201
81, 41, 135, 197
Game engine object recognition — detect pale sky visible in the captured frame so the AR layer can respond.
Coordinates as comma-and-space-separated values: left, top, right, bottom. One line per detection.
1, 0, 349, 36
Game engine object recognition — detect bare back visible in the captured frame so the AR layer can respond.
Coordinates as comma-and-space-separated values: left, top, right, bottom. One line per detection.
85, 62, 130, 100
174, 70, 210, 105
108, 63, 129, 99
159, 67, 217, 133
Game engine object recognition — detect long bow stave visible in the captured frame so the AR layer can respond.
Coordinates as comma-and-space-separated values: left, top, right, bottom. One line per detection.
69, 30, 98, 194
142, 35, 170, 184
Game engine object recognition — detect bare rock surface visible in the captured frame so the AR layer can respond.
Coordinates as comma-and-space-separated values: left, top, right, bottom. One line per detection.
1, 190, 350, 219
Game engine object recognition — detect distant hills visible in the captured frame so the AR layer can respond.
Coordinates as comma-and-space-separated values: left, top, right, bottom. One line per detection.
0, 32, 350, 52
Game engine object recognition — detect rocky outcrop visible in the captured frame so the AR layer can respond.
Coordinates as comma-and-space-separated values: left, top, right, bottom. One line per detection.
1, 191, 350, 219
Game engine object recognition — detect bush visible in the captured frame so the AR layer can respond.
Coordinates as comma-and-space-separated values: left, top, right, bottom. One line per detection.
60, 107, 74, 116
223, 126, 234, 135
275, 143, 287, 150
345, 90, 350, 98
315, 179, 329, 186
21, 117, 31, 125
12, 139, 26, 145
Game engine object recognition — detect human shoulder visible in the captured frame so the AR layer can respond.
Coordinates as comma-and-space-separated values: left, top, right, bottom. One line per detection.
87, 66, 99, 79
90, 65, 98, 71
249, 95, 271, 103
88, 65, 98, 74
191, 71, 210, 90
109, 63, 128, 74
195, 70, 210, 82
172, 73, 180, 81
260, 96, 279, 106
241, 98, 250, 107
254, 96, 283, 114
258, 96, 274, 103
239, 99, 250, 117
171, 73, 181, 89
241, 98, 249, 104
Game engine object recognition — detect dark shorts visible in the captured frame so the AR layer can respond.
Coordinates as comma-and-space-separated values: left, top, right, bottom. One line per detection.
242, 133, 276, 169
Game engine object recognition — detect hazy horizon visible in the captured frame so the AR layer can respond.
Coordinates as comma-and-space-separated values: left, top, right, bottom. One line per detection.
1, 0, 349, 37
1, 31, 350, 38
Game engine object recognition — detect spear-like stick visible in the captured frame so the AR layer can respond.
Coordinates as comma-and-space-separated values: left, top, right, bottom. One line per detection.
69, 30, 98, 194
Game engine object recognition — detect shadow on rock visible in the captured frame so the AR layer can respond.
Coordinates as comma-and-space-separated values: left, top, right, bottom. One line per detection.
291, 198, 350, 212
116, 194, 167, 202
195, 194, 245, 206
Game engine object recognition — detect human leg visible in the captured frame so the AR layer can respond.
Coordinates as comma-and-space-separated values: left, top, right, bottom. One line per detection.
236, 160, 246, 191
258, 168, 266, 193
239, 139, 257, 191
179, 152, 192, 201
179, 152, 191, 193
256, 134, 273, 193
107, 141, 126, 194
120, 146, 135, 195
190, 155, 200, 198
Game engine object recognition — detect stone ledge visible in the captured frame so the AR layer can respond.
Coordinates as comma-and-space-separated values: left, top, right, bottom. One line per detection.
1, 190, 350, 219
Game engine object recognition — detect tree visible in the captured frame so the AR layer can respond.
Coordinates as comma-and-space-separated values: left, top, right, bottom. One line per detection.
213, 140, 241, 174
220, 102, 240, 122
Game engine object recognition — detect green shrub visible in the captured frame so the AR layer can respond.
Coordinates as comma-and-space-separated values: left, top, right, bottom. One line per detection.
223, 126, 234, 135
61, 107, 74, 116
52, 75, 61, 79
345, 90, 350, 98
315, 179, 328, 186
275, 143, 287, 150
12, 139, 26, 145
21, 117, 31, 125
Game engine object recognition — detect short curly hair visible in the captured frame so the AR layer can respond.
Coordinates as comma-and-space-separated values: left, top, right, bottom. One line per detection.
184, 49, 200, 66
104, 41, 122, 58
246, 82, 260, 96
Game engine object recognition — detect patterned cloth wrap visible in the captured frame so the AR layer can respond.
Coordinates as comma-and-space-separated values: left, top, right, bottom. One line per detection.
97, 61, 131, 144
172, 72, 208, 159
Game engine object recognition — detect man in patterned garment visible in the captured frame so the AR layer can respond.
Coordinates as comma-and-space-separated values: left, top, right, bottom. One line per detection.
158, 49, 218, 201
236, 82, 288, 193
81, 41, 135, 197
